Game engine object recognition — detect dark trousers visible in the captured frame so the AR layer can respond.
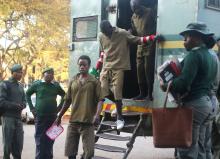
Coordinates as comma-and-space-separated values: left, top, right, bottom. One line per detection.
1, 116, 23, 159
212, 96, 220, 159
35, 115, 56, 159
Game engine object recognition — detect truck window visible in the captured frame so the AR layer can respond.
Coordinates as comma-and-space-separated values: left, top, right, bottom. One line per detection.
206, 0, 220, 11
72, 16, 98, 42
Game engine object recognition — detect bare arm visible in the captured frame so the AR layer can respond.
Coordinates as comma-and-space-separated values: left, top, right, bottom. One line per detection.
93, 100, 104, 126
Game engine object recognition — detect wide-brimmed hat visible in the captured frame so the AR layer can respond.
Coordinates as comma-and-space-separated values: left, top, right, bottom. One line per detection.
180, 22, 214, 37
180, 22, 215, 49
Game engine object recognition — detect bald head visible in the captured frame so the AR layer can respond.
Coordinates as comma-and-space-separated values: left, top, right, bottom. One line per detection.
100, 20, 113, 38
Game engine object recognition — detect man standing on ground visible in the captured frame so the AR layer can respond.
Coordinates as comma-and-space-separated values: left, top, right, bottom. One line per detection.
26, 68, 65, 159
0, 64, 26, 159
130, 0, 157, 101
55, 55, 104, 159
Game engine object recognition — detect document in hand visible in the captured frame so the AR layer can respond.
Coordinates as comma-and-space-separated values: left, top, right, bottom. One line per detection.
158, 60, 181, 83
46, 124, 64, 140
157, 59, 181, 102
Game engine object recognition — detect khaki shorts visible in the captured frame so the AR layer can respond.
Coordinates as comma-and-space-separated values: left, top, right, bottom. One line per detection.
100, 69, 124, 100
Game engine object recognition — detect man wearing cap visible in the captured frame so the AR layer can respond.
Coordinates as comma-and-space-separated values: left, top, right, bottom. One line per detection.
160, 22, 217, 159
0, 64, 26, 159
130, 0, 156, 101
26, 68, 65, 159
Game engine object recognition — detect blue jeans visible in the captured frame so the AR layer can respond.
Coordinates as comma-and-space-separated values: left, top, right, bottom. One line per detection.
35, 115, 56, 159
177, 96, 213, 159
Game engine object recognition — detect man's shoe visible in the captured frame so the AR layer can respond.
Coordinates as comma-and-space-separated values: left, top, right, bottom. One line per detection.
132, 94, 146, 100
116, 119, 125, 130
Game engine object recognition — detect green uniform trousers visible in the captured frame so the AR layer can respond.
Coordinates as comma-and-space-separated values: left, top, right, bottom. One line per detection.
65, 122, 95, 159
1, 116, 23, 159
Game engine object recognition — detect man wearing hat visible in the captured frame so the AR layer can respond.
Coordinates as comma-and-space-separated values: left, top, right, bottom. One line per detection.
160, 22, 218, 159
0, 64, 26, 159
26, 67, 65, 159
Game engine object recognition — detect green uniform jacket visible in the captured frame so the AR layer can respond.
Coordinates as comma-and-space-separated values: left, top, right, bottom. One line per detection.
26, 80, 65, 116
0, 78, 26, 118
171, 45, 218, 102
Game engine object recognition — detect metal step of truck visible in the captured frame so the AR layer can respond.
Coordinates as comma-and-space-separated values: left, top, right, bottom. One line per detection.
95, 144, 126, 153
96, 133, 130, 141
92, 156, 111, 159
101, 121, 136, 128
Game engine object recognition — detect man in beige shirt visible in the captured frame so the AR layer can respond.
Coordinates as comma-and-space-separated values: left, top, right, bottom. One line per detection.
130, 0, 157, 100
97, 20, 157, 129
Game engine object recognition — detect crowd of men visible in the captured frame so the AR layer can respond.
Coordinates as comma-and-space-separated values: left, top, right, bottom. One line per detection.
0, 0, 220, 159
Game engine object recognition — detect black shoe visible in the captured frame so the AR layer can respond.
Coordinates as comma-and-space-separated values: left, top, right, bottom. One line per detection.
132, 94, 146, 100
68, 156, 76, 159
146, 95, 153, 101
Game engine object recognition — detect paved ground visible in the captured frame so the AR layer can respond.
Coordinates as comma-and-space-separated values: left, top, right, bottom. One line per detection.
0, 122, 175, 159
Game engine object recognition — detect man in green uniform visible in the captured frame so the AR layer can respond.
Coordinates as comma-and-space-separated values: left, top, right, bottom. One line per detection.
0, 64, 26, 159
130, 0, 157, 100
26, 68, 65, 159
55, 55, 104, 159
160, 22, 217, 159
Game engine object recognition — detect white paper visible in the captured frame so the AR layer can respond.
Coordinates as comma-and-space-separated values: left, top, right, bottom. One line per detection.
46, 125, 64, 140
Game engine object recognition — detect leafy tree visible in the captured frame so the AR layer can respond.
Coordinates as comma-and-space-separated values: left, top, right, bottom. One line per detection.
0, 0, 70, 83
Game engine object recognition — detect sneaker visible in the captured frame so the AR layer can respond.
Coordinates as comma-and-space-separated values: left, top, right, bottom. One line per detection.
116, 119, 125, 130
111, 108, 117, 117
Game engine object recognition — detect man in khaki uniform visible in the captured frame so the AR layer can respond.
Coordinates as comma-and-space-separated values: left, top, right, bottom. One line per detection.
130, 0, 156, 100
98, 20, 143, 129
55, 55, 103, 159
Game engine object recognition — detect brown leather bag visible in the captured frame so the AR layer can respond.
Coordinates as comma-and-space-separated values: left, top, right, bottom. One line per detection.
152, 83, 193, 148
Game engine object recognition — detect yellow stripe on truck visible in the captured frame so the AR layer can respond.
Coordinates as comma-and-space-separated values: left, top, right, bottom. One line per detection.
159, 41, 184, 49
102, 103, 152, 113
158, 41, 218, 51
